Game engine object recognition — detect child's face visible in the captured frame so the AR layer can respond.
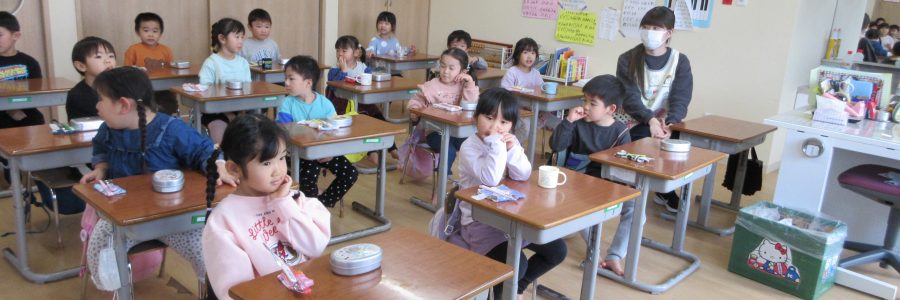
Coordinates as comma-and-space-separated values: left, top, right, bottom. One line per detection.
449, 39, 469, 52
219, 31, 245, 55
438, 54, 464, 84
475, 107, 513, 139
95, 93, 128, 129
0, 27, 20, 55
336, 46, 358, 63
250, 20, 271, 40
582, 95, 615, 123
518, 50, 536, 68
75, 47, 116, 77
376, 20, 393, 36
234, 142, 289, 196
137, 21, 162, 46
880, 27, 890, 36
284, 68, 312, 97
891, 28, 899, 37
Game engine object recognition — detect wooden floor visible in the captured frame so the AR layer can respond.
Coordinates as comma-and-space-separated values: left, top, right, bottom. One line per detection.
0, 106, 897, 299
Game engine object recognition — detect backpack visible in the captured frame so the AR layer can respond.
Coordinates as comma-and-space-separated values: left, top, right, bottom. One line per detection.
427, 184, 470, 249
398, 125, 437, 182
80, 206, 164, 288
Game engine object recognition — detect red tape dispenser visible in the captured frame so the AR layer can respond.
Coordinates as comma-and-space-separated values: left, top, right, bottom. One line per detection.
270, 248, 314, 294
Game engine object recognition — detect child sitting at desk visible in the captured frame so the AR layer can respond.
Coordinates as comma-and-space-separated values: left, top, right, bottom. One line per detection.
366, 11, 403, 58
0, 11, 44, 129
457, 88, 566, 300
124, 12, 172, 68
66, 36, 115, 121
549, 75, 632, 275
275, 55, 358, 208
447, 30, 487, 70
200, 18, 251, 144
239, 8, 281, 63
501, 37, 561, 142
80, 67, 236, 291
203, 114, 330, 300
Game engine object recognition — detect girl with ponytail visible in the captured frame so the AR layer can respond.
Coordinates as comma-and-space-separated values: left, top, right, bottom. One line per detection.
80, 66, 237, 291
202, 114, 330, 300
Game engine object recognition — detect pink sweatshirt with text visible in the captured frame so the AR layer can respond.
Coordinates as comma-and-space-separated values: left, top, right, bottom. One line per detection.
407, 77, 479, 111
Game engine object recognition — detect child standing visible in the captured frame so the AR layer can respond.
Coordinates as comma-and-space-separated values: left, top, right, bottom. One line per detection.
0, 11, 44, 128
407, 47, 479, 175
275, 55, 358, 208
81, 67, 237, 291
615, 6, 693, 212
203, 114, 330, 300
550, 75, 633, 275
200, 18, 251, 144
123, 12, 172, 68
238, 8, 281, 63
447, 30, 487, 70
457, 88, 566, 299
66, 37, 115, 121
366, 11, 403, 58
501, 37, 561, 142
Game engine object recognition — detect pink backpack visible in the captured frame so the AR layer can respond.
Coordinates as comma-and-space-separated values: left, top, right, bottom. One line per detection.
80, 205, 163, 282
398, 125, 437, 182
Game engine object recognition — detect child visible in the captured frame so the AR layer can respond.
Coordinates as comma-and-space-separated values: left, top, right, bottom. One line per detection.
890, 25, 899, 40
501, 37, 560, 142
238, 8, 281, 63
66, 36, 115, 121
275, 55, 358, 208
879, 23, 895, 52
325, 35, 399, 167
615, 6, 693, 212
203, 114, 330, 300
123, 12, 172, 68
200, 18, 251, 144
366, 11, 402, 58
457, 88, 566, 299
866, 28, 888, 57
407, 47, 478, 175
0, 11, 44, 129
80, 67, 237, 291
549, 75, 632, 275
447, 30, 487, 70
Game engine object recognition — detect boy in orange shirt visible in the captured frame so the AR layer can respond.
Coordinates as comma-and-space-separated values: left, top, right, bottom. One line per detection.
124, 12, 172, 68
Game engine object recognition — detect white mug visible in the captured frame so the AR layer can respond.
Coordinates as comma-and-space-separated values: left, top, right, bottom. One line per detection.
358, 73, 373, 86
538, 166, 567, 189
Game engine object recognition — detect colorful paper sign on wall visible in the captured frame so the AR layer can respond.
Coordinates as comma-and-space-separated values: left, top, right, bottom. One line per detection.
522, 0, 558, 19
555, 10, 597, 45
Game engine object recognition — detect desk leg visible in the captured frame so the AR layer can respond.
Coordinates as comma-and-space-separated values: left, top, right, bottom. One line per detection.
2, 160, 79, 283
381, 101, 409, 123
580, 223, 602, 300
526, 102, 540, 163
113, 225, 133, 300
291, 146, 300, 182
410, 124, 448, 212
623, 175, 648, 282
665, 162, 736, 236
503, 222, 522, 300
334, 148, 392, 244
192, 105, 202, 133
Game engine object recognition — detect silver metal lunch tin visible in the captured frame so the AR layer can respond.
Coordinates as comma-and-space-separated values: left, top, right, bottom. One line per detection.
660, 139, 691, 152
171, 61, 190, 69
152, 169, 185, 193
460, 101, 478, 111
372, 72, 392, 82
329, 115, 353, 128
226, 80, 243, 90
330, 243, 382, 276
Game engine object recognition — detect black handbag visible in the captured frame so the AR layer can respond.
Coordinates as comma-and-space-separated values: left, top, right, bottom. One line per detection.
722, 147, 763, 196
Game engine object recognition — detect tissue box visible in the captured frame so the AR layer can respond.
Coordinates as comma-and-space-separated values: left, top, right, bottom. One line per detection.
70, 117, 104, 131
728, 201, 847, 300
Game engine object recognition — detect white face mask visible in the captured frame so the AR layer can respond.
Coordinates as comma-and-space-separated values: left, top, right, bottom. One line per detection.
640, 29, 667, 50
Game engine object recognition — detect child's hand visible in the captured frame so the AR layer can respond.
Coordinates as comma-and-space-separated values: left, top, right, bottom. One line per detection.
501, 133, 517, 150
455, 73, 474, 85
337, 56, 348, 71
271, 175, 293, 199
80, 168, 105, 184
317, 157, 333, 163
567, 107, 586, 122
366, 52, 375, 59
216, 162, 239, 187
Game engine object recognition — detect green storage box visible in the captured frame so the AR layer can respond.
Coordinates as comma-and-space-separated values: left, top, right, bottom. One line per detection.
728, 201, 847, 300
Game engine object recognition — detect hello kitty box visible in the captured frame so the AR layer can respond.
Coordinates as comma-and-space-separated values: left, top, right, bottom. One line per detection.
727, 201, 847, 300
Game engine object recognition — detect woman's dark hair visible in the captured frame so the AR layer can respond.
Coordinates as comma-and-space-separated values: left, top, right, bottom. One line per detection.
627, 6, 676, 96
93, 67, 156, 168
474, 88, 519, 130
511, 37, 539, 67
866, 28, 880, 40
335, 35, 366, 64
440, 47, 478, 85
211, 18, 245, 53
206, 114, 289, 220
376, 11, 397, 32
284, 55, 321, 91
134, 12, 164, 33
71, 36, 116, 76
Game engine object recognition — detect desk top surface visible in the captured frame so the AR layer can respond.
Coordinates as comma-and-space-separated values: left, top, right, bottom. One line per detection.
284, 115, 406, 147
169, 81, 286, 101
371, 53, 440, 63
411, 106, 533, 127
326, 77, 421, 94
228, 228, 513, 300
250, 63, 330, 74
456, 169, 640, 229
145, 65, 201, 79
671, 115, 777, 143
0, 125, 95, 157
73, 171, 234, 226
0, 77, 76, 97
765, 110, 900, 148
512, 85, 583, 102
589, 138, 726, 180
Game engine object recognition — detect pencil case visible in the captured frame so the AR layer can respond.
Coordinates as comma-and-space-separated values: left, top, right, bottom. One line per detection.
94, 181, 126, 197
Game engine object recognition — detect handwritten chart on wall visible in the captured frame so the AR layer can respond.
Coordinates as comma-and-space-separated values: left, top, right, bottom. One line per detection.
555, 10, 597, 45
621, 0, 655, 38
522, 0, 558, 19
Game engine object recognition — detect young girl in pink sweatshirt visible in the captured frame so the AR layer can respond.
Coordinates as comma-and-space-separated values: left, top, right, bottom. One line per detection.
407, 47, 480, 176
202, 114, 331, 300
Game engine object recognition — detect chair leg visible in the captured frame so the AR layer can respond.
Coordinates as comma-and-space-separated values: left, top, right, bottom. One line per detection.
339, 198, 345, 218
198, 276, 207, 300
81, 270, 89, 299
24, 172, 33, 228
51, 190, 61, 247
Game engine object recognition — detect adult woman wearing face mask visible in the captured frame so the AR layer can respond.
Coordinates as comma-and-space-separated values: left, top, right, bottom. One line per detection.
615, 6, 693, 212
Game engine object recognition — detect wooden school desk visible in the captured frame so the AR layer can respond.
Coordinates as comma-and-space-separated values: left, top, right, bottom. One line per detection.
666, 115, 777, 236
228, 228, 513, 300
327, 77, 420, 123
284, 115, 406, 244
512, 85, 585, 163
475, 68, 506, 90
408, 106, 532, 212
590, 138, 725, 293
145, 65, 200, 92
0, 77, 75, 111
250, 62, 330, 84
456, 169, 640, 300
73, 171, 235, 300
0, 125, 94, 283
170, 82, 286, 131
370, 53, 440, 76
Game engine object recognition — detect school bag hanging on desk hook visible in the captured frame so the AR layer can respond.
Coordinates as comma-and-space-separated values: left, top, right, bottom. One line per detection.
722, 147, 764, 196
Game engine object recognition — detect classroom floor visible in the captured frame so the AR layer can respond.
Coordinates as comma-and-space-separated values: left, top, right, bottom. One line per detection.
0, 104, 897, 299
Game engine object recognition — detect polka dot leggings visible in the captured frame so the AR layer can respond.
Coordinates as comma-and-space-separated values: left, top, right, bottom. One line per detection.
298, 156, 359, 208
86, 219, 205, 290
